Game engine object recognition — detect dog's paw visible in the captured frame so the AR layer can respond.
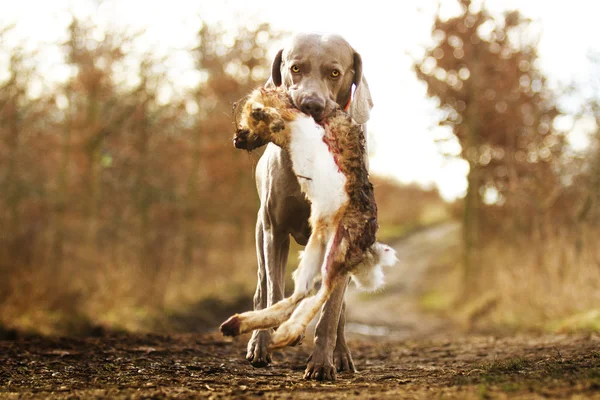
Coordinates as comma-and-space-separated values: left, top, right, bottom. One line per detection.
220, 315, 242, 337
334, 343, 356, 373
246, 329, 272, 368
304, 351, 336, 381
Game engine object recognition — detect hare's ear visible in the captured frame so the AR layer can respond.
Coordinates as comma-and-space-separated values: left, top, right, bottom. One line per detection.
349, 52, 373, 125
265, 49, 283, 88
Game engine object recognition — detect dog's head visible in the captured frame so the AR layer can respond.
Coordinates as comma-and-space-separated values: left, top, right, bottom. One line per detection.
267, 33, 373, 124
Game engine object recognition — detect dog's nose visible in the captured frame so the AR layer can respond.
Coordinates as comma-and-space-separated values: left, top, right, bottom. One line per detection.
300, 97, 325, 121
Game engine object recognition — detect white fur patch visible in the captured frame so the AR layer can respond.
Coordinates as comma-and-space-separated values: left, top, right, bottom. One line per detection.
374, 243, 398, 269
288, 116, 348, 221
351, 264, 385, 292
287, 115, 398, 293
293, 240, 324, 295
351, 243, 398, 291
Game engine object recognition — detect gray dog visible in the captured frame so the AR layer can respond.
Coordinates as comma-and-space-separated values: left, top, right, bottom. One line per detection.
247, 32, 373, 381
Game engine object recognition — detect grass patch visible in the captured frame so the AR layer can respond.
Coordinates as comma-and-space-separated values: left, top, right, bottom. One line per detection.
420, 290, 455, 312
453, 357, 532, 386
499, 382, 521, 392
477, 383, 490, 399
458, 226, 600, 332
377, 224, 415, 242
548, 309, 600, 332
483, 357, 531, 375
454, 350, 600, 396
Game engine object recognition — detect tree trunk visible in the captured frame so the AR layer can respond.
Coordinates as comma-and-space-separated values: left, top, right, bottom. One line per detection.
52, 92, 72, 270
183, 126, 202, 269
462, 53, 481, 294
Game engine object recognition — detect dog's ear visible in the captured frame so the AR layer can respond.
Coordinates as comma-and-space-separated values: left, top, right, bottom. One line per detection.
265, 49, 284, 88
350, 52, 373, 125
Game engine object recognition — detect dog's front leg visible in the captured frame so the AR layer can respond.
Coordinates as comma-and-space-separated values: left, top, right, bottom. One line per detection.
305, 276, 351, 381
246, 217, 272, 367
245, 214, 289, 367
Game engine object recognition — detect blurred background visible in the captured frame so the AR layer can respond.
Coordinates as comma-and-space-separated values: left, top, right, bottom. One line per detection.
0, 0, 599, 337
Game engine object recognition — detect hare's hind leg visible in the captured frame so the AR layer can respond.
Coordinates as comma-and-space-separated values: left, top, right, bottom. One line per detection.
270, 225, 345, 350
220, 235, 325, 337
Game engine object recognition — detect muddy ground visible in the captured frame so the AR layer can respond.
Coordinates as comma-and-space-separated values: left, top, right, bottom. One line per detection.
1, 331, 599, 399
1, 223, 599, 399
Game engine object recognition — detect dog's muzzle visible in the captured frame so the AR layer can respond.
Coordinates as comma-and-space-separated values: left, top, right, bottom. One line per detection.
299, 96, 326, 122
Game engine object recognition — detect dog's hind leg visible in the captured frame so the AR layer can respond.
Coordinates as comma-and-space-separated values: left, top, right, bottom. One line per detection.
332, 299, 356, 372
270, 226, 344, 351
303, 277, 351, 380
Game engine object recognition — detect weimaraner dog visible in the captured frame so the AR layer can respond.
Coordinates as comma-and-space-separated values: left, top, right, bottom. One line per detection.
247, 32, 373, 381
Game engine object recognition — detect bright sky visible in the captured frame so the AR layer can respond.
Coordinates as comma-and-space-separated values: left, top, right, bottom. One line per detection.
2, 0, 599, 200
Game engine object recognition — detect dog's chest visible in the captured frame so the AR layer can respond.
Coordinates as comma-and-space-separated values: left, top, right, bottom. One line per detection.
287, 117, 348, 218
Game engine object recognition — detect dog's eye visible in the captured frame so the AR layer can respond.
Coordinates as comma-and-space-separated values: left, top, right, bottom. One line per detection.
331, 69, 340, 78
291, 65, 300, 73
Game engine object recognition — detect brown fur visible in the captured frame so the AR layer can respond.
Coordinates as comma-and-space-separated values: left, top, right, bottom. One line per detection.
234, 87, 378, 278
222, 87, 392, 350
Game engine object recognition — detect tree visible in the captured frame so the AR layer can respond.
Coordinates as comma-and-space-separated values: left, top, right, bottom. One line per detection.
181, 23, 282, 267
0, 15, 285, 332
414, 0, 564, 286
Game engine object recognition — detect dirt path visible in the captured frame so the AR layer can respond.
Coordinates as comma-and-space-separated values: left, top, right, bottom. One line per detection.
1, 223, 599, 399
1, 331, 598, 399
345, 221, 460, 340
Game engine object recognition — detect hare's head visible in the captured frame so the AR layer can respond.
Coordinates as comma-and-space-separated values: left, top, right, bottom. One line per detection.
233, 88, 293, 151
233, 127, 269, 151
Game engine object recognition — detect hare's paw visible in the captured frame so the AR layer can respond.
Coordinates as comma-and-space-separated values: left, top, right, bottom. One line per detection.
220, 314, 242, 336
248, 104, 285, 134
250, 103, 270, 123
269, 320, 304, 350
269, 116, 285, 133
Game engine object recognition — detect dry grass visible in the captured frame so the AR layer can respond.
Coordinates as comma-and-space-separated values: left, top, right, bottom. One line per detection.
473, 224, 600, 330
372, 176, 450, 241
420, 221, 600, 333
0, 176, 450, 337
0, 225, 259, 336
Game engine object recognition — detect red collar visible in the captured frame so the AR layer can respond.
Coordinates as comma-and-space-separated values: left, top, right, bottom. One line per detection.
343, 97, 351, 112
344, 84, 355, 112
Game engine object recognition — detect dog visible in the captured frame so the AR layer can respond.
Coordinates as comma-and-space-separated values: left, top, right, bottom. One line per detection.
221, 87, 396, 359
243, 33, 373, 381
